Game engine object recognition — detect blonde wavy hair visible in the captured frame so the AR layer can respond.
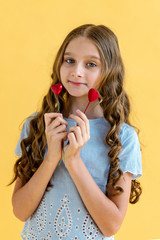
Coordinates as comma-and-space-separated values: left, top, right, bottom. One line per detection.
10, 24, 142, 203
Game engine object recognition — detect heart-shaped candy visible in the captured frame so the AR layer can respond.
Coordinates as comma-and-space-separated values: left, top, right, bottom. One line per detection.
51, 83, 62, 95
88, 88, 99, 102
83, 88, 99, 114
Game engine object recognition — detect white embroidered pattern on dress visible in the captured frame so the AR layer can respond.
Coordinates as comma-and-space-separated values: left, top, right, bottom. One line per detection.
54, 194, 72, 239
36, 195, 47, 233
71, 236, 78, 240
21, 193, 109, 240
41, 231, 52, 240
24, 224, 38, 240
82, 212, 99, 239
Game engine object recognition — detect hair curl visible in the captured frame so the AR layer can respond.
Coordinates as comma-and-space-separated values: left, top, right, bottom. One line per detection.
9, 24, 142, 203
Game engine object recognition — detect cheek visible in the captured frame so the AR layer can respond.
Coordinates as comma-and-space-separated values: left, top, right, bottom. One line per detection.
90, 71, 102, 89
60, 66, 67, 81
89, 71, 101, 82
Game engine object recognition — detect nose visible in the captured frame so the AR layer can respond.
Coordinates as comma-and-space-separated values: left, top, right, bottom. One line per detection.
71, 63, 84, 78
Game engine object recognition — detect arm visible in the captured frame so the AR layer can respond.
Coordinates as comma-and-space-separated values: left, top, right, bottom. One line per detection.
66, 157, 132, 237
12, 155, 58, 221
12, 112, 68, 221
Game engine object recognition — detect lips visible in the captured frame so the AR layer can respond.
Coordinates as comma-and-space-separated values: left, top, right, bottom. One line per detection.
69, 80, 86, 86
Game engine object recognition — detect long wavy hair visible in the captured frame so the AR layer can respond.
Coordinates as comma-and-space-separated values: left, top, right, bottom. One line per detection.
10, 24, 142, 203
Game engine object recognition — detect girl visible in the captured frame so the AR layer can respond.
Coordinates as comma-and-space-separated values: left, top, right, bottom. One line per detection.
10, 24, 142, 240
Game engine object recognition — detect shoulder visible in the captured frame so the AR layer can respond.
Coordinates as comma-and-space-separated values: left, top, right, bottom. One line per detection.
22, 112, 39, 131
118, 123, 142, 179
119, 123, 138, 142
27, 111, 39, 120
119, 122, 141, 152
25, 111, 39, 123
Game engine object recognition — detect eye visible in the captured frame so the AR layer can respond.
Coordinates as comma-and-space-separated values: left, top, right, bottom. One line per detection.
65, 58, 75, 63
87, 62, 97, 67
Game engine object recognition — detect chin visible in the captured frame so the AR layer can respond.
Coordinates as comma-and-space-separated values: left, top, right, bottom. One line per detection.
67, 88, 88, 98
69, 92, 87, 98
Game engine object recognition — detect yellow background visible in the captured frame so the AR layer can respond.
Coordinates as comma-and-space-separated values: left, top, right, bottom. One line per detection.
1, 0, 160, 239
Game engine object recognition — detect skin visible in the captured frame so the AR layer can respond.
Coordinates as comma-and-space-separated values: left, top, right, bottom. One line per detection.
12, 37, 132, 237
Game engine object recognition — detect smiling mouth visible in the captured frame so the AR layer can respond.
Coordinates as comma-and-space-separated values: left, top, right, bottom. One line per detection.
68, 81, 86, 86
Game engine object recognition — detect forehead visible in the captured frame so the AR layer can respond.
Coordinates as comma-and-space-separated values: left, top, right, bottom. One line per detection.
64, 37, 101, 60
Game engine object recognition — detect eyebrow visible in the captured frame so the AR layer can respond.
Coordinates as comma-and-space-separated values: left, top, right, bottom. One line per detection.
64, 52, 101, 61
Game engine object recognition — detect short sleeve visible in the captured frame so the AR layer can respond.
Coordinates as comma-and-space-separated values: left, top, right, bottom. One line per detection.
14, 112, 38, 156
118, 123, 142, 180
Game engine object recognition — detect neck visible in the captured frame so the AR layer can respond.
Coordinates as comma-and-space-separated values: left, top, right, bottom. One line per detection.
62, 96, 104, 119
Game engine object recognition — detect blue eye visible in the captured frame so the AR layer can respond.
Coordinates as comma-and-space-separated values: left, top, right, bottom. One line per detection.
87, 62, 96, 67
65, 59, 74, 63
64, 59, 97, 67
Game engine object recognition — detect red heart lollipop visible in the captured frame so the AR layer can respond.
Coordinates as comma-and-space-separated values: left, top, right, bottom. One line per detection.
51, 83, 62, 95
84, 88, 99, 113
51, 83, 63, 113
88, 88, 99, 102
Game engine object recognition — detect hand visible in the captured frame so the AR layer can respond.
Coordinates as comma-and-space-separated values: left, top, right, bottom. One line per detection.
63, 109, 90, 167
44, 112, 68, 163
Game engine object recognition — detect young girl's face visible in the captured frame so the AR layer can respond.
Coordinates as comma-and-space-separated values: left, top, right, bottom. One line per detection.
60, 37, 102, 99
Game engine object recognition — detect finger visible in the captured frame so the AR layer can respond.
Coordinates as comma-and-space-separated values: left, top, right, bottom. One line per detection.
69, 126, 83, 146
50, 116, 68, 129
54, 124, 67, 134
76, 109, 90, 136
68, 132, 77, 148
63, 134, 68, 141
46, 117, 68, 134
44, 113, 62, 128
69, 113, 87, 138
56, 131, 68, 140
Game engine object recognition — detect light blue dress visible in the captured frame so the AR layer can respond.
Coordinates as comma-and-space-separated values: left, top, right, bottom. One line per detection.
15, 112, 142, 240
